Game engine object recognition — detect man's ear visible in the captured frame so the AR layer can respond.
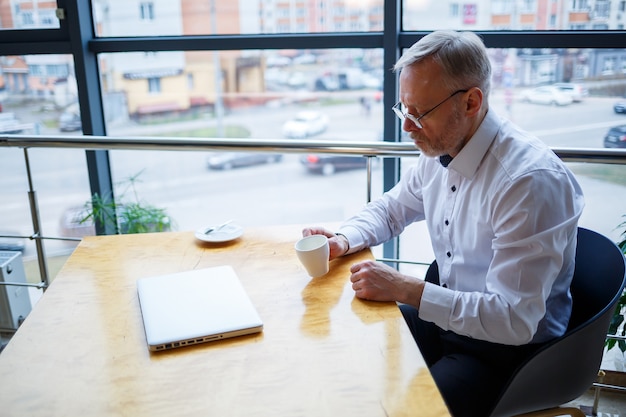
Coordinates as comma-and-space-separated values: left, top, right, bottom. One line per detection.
465, 87, 484, 117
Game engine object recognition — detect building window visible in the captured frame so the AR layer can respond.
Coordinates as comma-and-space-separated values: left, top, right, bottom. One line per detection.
29, 64, 43, 76
148, 77, 161, 93
47, 64, 69, 78
140, 2, 155, 21
521, 0, 535, 13
602, 57, 617, 75
449, 3, 459, 17
594, 0, 610, 18
20, 11, 34, 26
40, 12, 56, 27
572, 0, 589, 10
550, 14, 557, 27
187, 73, 194, 90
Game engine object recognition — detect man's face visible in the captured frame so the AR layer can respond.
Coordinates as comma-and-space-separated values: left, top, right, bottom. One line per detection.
398, 60, 469, 158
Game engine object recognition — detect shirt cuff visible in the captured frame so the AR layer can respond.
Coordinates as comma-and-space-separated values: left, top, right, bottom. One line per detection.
418, 282, 454, 331
336, 225, 366, 255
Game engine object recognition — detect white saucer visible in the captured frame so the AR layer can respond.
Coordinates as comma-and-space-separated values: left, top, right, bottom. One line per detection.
195, 223, 244, 243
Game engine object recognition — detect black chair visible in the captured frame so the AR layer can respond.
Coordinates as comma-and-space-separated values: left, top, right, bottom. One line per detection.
487, 227, 626, 417
421, 227, 626, 417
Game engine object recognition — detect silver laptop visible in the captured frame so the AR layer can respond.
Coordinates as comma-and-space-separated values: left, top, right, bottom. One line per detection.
137, 265, 263, 351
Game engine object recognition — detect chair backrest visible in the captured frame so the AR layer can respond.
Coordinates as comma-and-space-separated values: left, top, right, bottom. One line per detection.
489, 227, 626, 417
568, 228, 625, 331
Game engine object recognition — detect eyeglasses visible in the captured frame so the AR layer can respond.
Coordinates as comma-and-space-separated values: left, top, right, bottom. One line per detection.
392, 89, 468, 129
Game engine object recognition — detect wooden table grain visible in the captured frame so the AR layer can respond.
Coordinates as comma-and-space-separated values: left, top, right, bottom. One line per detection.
0, 225, 449, 417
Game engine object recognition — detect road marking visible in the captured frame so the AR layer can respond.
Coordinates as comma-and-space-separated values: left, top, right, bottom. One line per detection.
532, 120, 622, 137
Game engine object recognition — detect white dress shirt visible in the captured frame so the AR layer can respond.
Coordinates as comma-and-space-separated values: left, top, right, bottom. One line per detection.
338, 109, 585, 345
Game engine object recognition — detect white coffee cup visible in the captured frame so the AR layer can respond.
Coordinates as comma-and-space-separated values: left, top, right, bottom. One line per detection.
295, 234, 330, 277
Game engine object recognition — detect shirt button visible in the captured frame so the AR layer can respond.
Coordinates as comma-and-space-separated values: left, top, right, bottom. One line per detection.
445, 219, 449, 226
451, 185, 457, 192
442, 283, 448, 288
446, 251, 451, 257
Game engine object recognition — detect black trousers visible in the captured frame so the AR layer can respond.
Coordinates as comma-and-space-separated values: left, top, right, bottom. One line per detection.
400, 263, 545, 417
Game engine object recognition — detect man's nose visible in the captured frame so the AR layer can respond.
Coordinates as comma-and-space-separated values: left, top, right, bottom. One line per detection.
403, 117, 418, 131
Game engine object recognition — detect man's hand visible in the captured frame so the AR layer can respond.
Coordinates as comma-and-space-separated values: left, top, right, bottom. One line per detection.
302, 227, 348, 260
349, 260, 424, 308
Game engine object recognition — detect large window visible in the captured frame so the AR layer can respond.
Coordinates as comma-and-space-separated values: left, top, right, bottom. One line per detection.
1, 0, 625, 284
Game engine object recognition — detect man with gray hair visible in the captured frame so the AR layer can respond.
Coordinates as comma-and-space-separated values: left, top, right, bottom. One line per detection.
303, 30, 584, 416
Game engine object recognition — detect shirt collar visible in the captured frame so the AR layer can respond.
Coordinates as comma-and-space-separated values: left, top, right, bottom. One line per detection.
448, 109, 500, 179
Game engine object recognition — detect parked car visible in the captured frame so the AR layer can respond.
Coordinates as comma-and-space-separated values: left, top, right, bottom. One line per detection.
314, 74, 340, 91
520, 86, 573, 106
292, 53, 316, 65
58, 105, 82, 132
266, 55, 291, 67
300, 154, 369, 175
603, 125, 626, 148
553, 83, 588, 102
613, 100, 626, 114
207, 152, 283, 170
286, 72, 308, 89
0, 112, 31, 134
282, 111, 329, 139
362, 72, 382, 90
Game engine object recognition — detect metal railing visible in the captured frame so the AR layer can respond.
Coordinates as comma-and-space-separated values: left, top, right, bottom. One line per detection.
2, 133, 626, 290
3, 134, 626, 163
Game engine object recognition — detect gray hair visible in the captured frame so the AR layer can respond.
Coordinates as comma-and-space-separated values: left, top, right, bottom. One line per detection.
393, 30, 491, 97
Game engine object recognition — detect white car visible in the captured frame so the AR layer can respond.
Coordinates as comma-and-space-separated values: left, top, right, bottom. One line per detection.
520, 86, 573, 106
282, 111, 329, 139
553, 83, 588, 102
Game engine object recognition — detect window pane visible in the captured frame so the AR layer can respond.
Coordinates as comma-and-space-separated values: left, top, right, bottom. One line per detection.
98, 48, 384, 233
483, 47, 626, 149
92, 0, 384, 36
396, 46, 626, 149
402, 0, 626, 30
0, 0, 60, 30
0, 54, 88, 284
1, 54, 81, 133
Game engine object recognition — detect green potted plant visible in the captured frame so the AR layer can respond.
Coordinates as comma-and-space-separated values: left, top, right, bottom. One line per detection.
606, 216, 626, 363
81, 170, 173, 234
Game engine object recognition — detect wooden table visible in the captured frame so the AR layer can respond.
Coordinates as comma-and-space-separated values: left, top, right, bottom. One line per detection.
0, 225, 449, 417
